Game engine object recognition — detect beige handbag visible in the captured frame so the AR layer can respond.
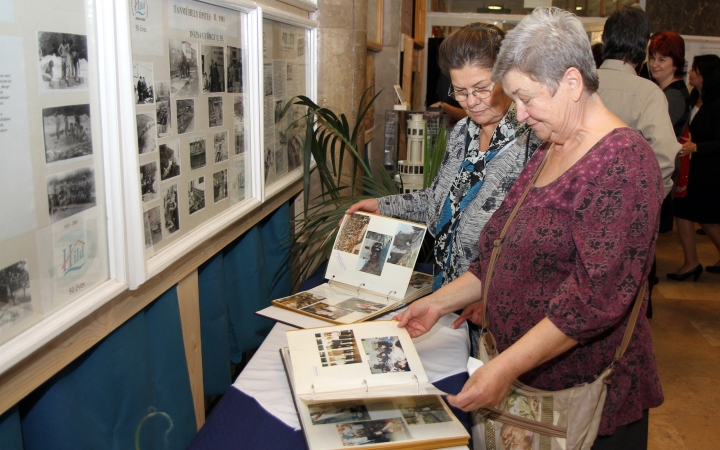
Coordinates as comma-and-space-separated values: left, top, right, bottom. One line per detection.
472, 153, 647, 450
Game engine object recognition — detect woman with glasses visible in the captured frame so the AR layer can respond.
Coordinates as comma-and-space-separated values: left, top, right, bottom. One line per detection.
345, 23, 541, 355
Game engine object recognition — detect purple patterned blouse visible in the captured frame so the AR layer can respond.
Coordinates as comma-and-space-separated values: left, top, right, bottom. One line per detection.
468, 128, 664, 435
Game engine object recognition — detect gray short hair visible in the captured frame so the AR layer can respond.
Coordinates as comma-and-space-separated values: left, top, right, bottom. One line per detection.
493, 7, 598, 94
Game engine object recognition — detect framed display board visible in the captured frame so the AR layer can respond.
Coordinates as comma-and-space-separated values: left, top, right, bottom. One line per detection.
261, 10, 316, 197
0, 0, 126, 370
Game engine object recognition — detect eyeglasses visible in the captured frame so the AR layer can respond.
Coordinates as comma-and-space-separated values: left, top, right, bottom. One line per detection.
448, 83, 496, 102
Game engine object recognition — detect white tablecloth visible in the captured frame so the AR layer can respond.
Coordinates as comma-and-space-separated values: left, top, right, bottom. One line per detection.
234, 311, 471, 430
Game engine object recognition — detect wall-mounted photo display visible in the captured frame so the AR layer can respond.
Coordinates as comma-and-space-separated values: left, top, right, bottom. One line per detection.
262, 18, 310, 189
129, 0, 253, 260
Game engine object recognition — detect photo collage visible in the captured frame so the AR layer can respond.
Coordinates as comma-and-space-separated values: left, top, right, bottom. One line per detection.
306, 396, 453, 446
273, 288, 390, 324
335, 214, 425, 278
262, 20, 308, 186
133, 1, 248, 254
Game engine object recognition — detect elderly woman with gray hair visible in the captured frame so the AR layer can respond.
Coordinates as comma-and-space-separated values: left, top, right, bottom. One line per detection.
395, 7, 664, 449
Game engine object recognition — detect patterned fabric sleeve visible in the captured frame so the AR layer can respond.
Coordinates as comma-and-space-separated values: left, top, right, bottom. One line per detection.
545, 132, 663, 343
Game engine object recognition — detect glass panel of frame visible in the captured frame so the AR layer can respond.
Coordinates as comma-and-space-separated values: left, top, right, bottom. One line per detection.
0, 0, 110, 345
262, 18, 309, 188
128, 0, 250, 257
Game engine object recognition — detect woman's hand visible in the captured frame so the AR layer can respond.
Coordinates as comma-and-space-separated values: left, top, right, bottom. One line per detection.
446, 358, 515, 411
451, 300, 484, 329
340, 199, 380, 225
679, 139, 697, 157
393, 298, 444, 338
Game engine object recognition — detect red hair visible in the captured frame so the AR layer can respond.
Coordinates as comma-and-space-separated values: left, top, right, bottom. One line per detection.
648, 31, 686, 78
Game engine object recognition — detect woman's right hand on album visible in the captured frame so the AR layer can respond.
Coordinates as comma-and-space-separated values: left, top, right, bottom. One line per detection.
340, 198, 380, 225
393, 298, 443, 338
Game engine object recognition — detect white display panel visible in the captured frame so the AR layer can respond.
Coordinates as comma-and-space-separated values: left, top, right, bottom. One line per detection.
261, 14, 313, 192
0, 0, 115, 348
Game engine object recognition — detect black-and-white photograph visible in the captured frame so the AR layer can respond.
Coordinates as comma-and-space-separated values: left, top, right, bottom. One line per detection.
188, 176, 205, 215
230, 158, 246, 200
208, 96, 223, 128
143, 206, 162, 248
0, 260, 33, 333
298, 36, 305, 57
234, 127, 245, 156
47, 166, 96, 223
155, 81, 172, 138
361, 335, 410, 373
201, 44, 225, 94
275, 147, 287, 176
233, 95, 244, 123
189, 136, 206, 170
281, 27, 295, 52
287, 133, 302, 172
159, 141, 181, 181
136, 112, 157, 154
213, 169, 228, 203
274, 99, 286, 125
133, 61, 155, 104
162, 184, 179, 235
176, 98, 195, 135
386, 224, 424, 268
264, 144, 275, 183
139, 161, 159, 202
214, 130, 228, 163
37, 31, 89, 92
356, 231, 393, 276
263, 62, 273, 97
169, 40, 199, 97
42, 104, 92, 164
226, 46, 243, 93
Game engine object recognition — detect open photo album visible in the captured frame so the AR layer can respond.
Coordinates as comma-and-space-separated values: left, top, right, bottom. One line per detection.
281, 322, 470, 449
258, 212, 433, 328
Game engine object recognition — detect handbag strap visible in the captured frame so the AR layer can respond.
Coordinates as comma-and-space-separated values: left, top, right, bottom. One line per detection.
480, 144, 648, 365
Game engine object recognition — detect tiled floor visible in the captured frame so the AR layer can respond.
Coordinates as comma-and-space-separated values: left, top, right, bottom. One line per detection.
648, 227, 720, 449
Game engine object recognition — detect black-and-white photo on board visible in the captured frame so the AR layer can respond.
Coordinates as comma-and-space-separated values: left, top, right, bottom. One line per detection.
159, 140, 181, 181
143, 206, 163, 249
176, 98, 195, 135
47, 166, 96, 223
0, 260, 32, 333
213, 169, 227, 203
233, 95, 243, 123
188, 176, 205, 215
208, 96, 223, 128
42, 104, 92, 163
133, 61, 155, 104
214, 130, 228, 163
201, 45, 225, 94
155, 81, 172, 138
136, 112, 157, 154
37, 31, 89, 93
162, 184, 179, 235
189, 136, 206, 170
226, 46, 242, 93
169, 40, 199, 97
140, 161, 159, 202
234, 127, 244, 156
281, 25, 295, 52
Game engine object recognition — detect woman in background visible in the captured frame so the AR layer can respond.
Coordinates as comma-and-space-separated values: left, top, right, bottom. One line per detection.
669, 54, 720, 279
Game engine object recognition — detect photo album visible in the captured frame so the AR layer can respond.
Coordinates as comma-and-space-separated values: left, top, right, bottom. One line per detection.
281, 321, 470, 449
257, 212, 434, 328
